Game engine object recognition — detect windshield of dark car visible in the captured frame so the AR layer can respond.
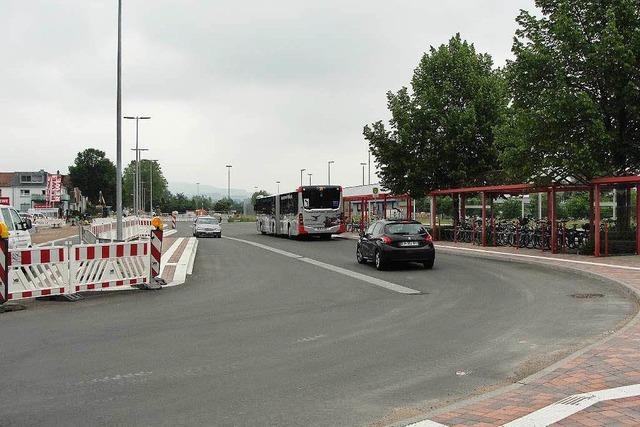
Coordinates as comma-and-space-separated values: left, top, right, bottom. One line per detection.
384, 223, 426, 235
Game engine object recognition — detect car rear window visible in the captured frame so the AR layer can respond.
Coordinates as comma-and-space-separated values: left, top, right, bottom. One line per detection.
384, 223, 427, 235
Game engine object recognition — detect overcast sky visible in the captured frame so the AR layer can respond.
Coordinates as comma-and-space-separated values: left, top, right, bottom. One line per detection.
2, 0, 535, 194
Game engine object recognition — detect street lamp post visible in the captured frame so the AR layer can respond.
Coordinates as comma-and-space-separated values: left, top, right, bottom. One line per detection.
124, 115, 150, 214
276, 181, 280, 194
226, 165, 232, 201
116, 0, 122, 239
308, 173, 312, 186
300, 169, 306, 187
328, 161, 335, 185
360, 162, 367, 186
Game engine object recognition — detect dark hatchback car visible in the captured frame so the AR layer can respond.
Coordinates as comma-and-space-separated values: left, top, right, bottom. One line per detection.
356, 220, 435, 270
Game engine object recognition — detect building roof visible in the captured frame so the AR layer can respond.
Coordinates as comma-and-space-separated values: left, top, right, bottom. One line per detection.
0, 172, 14, 187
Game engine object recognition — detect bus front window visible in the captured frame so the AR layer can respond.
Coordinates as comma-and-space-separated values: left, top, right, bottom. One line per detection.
302, 188, 341, 209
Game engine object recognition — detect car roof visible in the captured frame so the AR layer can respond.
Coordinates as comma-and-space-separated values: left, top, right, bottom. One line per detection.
197, 216, 217, 220
377, 220, 422, 225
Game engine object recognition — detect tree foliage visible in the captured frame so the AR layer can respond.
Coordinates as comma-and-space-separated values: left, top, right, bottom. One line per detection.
498, 0, 640, 183
251, 190, 270, 206
123, 160, 170, 210
364, 34, 508, 198
68, 149, 116, 205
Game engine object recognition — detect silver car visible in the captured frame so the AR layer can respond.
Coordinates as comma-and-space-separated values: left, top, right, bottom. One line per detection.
193, 216, 222, 238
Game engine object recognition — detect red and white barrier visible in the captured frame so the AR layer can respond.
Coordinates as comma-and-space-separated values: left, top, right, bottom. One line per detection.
0, 238, 8, 303
171, 211, 177, 229
90, 217, 153, 241
71, 241, 149, 292
6, 246, 69, 300
150, 229, 163, 280
0, 224, 165, 304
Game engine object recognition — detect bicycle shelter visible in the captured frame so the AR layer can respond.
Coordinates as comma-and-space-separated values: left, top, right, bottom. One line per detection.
343, 184, 413, 231
426, 178, 640, 257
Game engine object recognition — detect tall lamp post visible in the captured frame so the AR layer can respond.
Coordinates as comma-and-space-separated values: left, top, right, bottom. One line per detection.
124, 115, 151, 214
360, 162, 367, 186
196, 182, 200, 209
116, 0, 122, 239
226, 165, 232, 201
276, 181, 280, 194
308, 173, 312, 186
328, 160, 335, 185
300, 169, 306, 187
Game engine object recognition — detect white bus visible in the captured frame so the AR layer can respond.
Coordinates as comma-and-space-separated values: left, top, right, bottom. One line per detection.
255, 185, 345, 239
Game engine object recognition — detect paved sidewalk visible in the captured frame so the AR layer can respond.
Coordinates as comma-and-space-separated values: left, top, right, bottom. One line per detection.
337, 232, 640, 425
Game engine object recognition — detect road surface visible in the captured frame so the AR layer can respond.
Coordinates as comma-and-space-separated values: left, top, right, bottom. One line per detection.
0, 222, 635, 426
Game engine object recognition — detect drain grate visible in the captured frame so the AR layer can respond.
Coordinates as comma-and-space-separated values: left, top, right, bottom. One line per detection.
571, 293, 605, 299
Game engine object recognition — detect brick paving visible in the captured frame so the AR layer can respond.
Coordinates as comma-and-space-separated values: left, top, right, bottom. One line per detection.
338, 233, 640, 425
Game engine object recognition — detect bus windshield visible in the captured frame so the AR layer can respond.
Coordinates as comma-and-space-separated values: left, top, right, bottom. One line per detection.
302, 187, 341, 210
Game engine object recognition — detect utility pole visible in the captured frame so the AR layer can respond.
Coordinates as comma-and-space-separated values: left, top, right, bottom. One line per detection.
308, 173, 312, 186
300, 168, 306, 187
276, 181, 280, 194
328, 161, 334, 185
360, 162, 367, 186
116, 0, 122, 239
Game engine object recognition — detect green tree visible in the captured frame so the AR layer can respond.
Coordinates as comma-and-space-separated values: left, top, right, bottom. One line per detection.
214, 198, 233, 212
499, 198, 522, 219
564, 193, 590, 219
498, 0, 640, 182
68, 149, 116, 205
251, 190, 270, 207
123, 160, 170, 210
364, 34, 508, 224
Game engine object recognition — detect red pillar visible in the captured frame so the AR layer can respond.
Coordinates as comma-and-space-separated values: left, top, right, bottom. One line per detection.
594, 184, 601, 257
636, 185, 640, 255
460, 195, 466, 220
481, 192, 487, 247
383, 195, 387, 219
550, 187, 557, 254
430, 196, 437, 240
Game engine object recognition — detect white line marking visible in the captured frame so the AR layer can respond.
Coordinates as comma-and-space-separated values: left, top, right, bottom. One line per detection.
406, 420, 449, 427
163, 229, 177, 237
224, 236, 421, 295
224, 236, 303, 259
504, 383, 640, 426
187, 238, 198, 275
436, 244, 640, 271
299, 257, 421, 294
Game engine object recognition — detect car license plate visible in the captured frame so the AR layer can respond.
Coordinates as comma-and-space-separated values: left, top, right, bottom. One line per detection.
399, 241, 419, 247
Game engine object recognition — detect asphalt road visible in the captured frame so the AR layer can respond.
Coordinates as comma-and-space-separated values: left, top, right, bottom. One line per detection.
0, 222, 635, 426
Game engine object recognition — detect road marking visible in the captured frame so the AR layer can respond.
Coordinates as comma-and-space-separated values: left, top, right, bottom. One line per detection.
436, 244, 640, 271
408, 383, 640, 427
299, 257, 422, 294
503, 383, 640, 426
224, 236, 303, 259
223, 236, 422, 295
296, 334, 326, 343
406, 420, 449, 427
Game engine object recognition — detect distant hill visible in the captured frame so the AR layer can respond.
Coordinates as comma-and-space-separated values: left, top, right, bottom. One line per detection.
169, 182, 250, 201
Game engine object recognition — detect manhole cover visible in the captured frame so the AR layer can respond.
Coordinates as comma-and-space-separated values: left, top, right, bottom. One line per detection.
571, 293, 604, 299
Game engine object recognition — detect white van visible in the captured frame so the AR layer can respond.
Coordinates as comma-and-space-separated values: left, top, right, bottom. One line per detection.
0, 206, 33, 249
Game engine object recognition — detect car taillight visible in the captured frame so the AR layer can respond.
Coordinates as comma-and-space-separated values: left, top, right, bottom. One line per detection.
424, 234, 433, 243
382, 235, 392, 245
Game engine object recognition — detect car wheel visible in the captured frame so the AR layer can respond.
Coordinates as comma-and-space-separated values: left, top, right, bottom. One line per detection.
423, 257, 434, 270
356, 245, 366, 264
374, 250, 385, 271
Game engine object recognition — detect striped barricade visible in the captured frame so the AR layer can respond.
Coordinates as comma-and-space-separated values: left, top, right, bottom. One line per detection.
70, 242, 149, 292
6, 246, 69, 301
